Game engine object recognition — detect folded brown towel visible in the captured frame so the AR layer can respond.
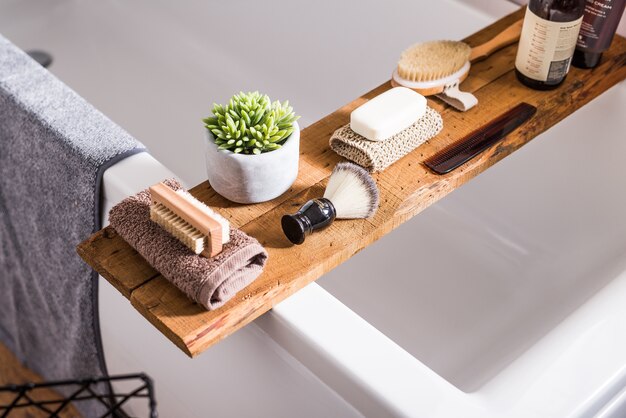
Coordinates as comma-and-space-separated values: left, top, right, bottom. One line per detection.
329, 106, 443, 172
108, 179, 268, 310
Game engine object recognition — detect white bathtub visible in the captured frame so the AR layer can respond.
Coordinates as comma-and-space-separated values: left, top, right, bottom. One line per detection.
3, 0, 626, 416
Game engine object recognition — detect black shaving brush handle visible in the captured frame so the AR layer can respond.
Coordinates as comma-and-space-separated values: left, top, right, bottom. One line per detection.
281, 198, 336, 245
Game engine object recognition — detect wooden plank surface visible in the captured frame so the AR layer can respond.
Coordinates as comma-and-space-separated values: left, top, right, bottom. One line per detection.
0, 342, 82, 417
77, 7, 626, 357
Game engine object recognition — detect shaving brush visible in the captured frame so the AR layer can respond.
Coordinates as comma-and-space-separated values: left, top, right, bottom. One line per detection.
282, 162, 379, 245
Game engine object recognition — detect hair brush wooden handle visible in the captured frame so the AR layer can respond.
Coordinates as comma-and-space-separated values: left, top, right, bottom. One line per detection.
469, 18, 523, 63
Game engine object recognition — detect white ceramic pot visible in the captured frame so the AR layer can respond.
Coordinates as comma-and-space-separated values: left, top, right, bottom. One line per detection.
204, 121, 300, 204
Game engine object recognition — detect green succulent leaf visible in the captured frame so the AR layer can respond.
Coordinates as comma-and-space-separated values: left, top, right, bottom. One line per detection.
204, 91, 299, 154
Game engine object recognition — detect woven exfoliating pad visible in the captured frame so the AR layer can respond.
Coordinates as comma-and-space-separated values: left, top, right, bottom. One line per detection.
329, 106, 443, 172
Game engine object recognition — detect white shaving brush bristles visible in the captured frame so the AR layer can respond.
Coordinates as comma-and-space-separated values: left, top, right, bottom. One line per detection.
397, 40, 471, 82
323, 162, 379, 219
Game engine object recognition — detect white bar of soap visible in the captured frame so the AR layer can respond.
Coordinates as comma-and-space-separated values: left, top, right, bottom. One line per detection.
350, 87, 427, 142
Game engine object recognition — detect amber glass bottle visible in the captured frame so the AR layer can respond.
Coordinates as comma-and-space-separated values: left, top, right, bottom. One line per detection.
515, 0, 586, 90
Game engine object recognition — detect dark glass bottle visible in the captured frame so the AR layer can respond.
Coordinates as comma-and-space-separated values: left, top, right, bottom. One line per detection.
572, 0, 626, 68
515, 0, 586, 90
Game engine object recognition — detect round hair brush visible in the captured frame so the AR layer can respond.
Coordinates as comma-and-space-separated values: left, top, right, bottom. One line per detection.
391, 19, 523, 111
281, 162, 379, 245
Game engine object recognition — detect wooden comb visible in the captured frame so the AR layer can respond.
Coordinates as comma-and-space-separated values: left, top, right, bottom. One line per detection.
149, 182, 229, 258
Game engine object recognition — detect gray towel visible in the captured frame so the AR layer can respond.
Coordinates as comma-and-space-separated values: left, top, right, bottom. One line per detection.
0, 34, 144, 416
108, 179, 268, 310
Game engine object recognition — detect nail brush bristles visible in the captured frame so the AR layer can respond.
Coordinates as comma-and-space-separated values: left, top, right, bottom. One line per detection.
324, 162, 379, 219
174, 189, 230, 243
150, 204, 207, 253
149, 188, 229, 256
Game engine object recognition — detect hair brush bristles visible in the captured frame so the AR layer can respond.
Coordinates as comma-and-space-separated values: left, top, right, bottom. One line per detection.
323, 162, 379, 219
397, 40, 471, 83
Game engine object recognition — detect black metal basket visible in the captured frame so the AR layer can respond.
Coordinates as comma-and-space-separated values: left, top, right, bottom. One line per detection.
0, 373, 157, 418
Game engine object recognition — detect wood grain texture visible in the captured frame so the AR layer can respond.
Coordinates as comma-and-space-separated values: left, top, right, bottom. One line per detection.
469, 18, 523, 63
0, 342, 82, 417
77, 7, 626, 357
149, 182, 223, 257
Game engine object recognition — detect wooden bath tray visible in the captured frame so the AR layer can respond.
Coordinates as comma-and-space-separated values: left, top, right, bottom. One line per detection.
77, 7, 626, 357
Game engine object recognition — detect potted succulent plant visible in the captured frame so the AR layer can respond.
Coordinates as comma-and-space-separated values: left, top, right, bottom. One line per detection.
203, 91, 300, 204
